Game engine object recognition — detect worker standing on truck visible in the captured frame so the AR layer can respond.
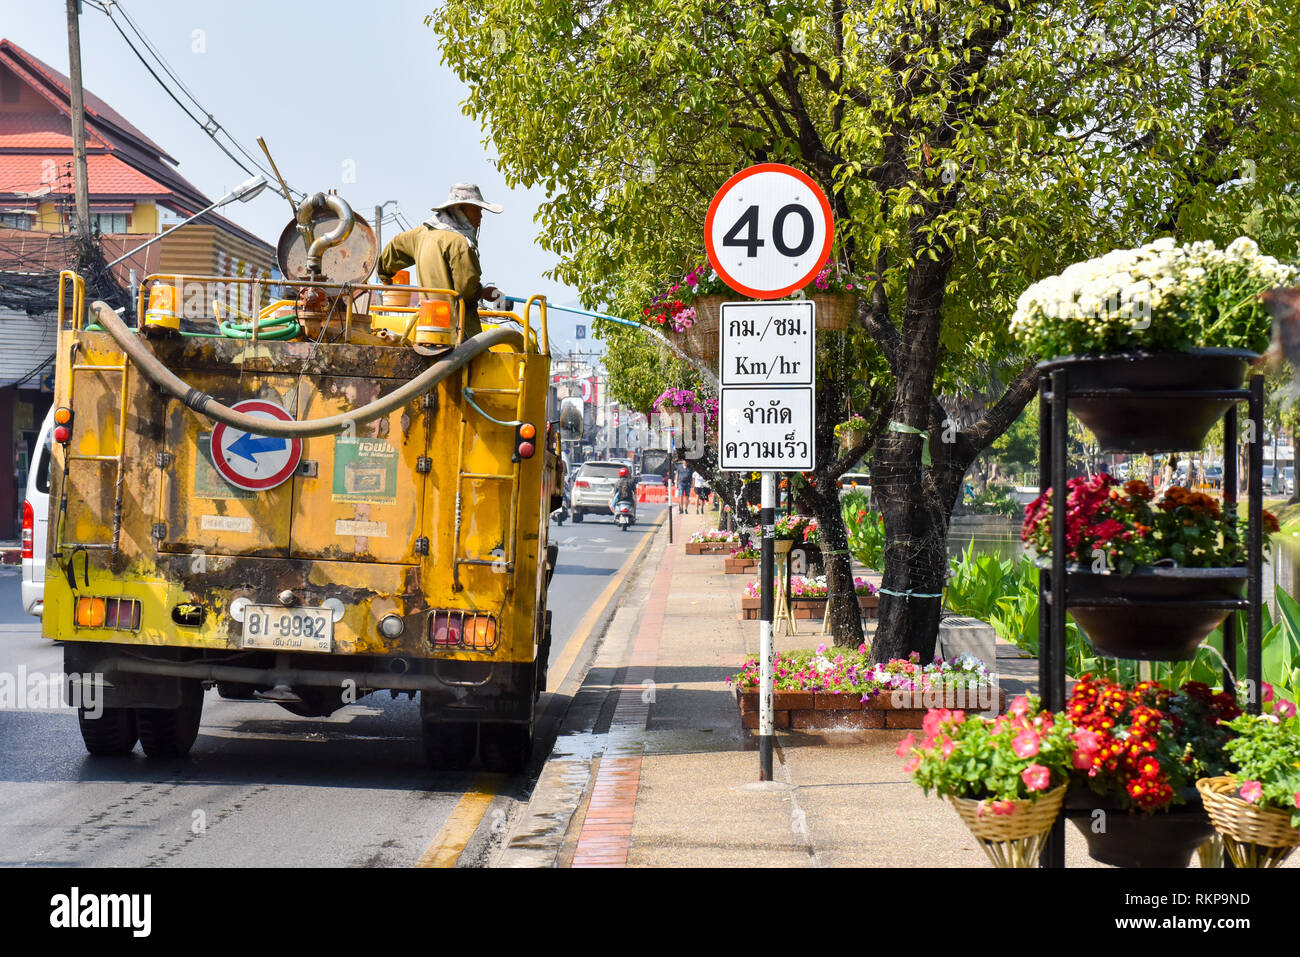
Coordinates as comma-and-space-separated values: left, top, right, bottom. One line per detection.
377, 183, 504, 339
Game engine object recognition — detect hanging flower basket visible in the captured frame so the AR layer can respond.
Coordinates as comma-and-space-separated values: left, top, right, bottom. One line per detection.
948, 784, 1067, 868
678, 294, 724, 370
1065, 566, 1246, 661
1037, 349, 1254, 453
810, 291, 854, 332
1064, 787, 1215, 868
1198, 776, 1300, 868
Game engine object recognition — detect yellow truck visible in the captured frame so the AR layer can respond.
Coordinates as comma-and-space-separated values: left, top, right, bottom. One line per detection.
44, 193, 561, 772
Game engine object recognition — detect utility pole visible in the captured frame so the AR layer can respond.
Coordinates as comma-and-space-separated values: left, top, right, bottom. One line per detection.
66, 0, 91, 240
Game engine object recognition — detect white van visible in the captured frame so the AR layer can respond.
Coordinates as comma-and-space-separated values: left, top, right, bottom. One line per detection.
21, 407, 53, 617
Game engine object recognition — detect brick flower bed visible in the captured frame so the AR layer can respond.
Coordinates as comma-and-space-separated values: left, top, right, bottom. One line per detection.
736, 686, 1008, 732
740, 594, 879, 620
685, 541, 737, 556
724, 557, 758, 574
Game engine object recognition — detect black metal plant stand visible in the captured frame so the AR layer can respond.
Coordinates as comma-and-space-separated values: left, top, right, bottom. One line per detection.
1035, 367, 1265, 868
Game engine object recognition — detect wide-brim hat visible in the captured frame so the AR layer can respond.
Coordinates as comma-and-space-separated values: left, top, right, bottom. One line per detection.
432, 183, 504, 214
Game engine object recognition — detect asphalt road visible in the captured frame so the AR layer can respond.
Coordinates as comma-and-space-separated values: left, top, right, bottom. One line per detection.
0, 504, 663, 867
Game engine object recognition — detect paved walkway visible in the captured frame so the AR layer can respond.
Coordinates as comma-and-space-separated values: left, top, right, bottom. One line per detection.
497, 509, 1269, 868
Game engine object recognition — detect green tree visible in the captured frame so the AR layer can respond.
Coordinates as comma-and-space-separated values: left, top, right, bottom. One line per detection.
433, 0, 1300, 659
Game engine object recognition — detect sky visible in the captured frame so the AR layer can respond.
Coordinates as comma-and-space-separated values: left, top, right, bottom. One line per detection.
5, 0, 600, 354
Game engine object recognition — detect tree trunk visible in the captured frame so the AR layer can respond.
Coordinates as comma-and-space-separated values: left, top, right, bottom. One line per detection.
869, 441, 953, 663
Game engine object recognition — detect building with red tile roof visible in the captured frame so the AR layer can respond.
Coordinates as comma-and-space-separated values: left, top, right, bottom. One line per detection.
0, 37, 276, 541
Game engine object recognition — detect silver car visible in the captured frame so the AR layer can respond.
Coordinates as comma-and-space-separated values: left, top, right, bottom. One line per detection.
570, 461, 636, 524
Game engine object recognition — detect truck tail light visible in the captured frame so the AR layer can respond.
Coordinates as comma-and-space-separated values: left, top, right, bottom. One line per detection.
429, 611, 498, 651
53, 406, 73, 444
575, 480, 589, 489
514, 422, 536, 461
21, 500, 33, 559
74, 597, 141, 630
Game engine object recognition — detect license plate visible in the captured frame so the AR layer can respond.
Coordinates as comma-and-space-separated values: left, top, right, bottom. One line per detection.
241, 605, 334, 652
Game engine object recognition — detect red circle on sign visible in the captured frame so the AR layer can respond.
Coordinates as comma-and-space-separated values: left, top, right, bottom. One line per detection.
704, 163, 835, 300
209, 399, 302, 491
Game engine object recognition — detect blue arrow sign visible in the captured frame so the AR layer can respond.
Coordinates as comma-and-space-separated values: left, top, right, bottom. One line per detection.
227, 431, 286, 463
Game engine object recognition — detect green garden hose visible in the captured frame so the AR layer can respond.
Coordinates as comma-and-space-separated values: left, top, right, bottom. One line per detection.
218, 314, 301, 340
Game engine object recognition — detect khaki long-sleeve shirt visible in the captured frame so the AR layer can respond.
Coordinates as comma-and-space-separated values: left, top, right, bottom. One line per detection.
377, 225, 483, 337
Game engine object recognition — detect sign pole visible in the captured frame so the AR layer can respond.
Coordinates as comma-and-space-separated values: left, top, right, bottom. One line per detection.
704, 162, 832, 784
668, 430, 675, 544
759, 470, 776, 781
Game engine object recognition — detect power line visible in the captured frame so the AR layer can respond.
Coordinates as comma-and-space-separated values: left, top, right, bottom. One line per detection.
86, 0, 300, 202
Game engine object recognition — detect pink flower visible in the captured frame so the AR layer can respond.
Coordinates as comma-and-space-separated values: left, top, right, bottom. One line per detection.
940, 736, 956, 759
1021, 763, 1051, 792
1012, 729, 1041, 759
858, 643, 868, 654
991, 800, 1017, 816
1072, 729, 1100, 753
1072, 749, 1093, 770
903, 755, 920, 773
1263, 683, 1275, 703
1293, 792, 1300, 809
1240, 780, 1263, 804
1276, 698, 1297, 718
895, 733, 916, 758
922, 708, 952, 738
1009, 695, 1031, 718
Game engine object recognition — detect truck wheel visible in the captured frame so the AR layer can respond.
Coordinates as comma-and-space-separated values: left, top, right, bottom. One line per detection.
479, 721, 534, 774
77, 706, 138, 756
422, 721, 477, 771
136, 679, 204, 758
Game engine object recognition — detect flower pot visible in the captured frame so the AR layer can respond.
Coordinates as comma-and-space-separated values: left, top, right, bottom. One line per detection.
810, 292, 855, 332
774, 538, 794, 554
1197, 776, 1300, 868
947, 783, 1067, 868
1064, 786, 1214, 868
679, 294, 724, 371
1037, 349, 1255, 453
838, 427, 867, 452
1063, 566, 1246, 661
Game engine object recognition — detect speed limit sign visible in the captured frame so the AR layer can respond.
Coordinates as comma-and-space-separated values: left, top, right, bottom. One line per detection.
705, 163, 834, 300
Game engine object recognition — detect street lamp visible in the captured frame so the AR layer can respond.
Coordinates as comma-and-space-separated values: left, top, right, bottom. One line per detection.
106, 174, 268, 268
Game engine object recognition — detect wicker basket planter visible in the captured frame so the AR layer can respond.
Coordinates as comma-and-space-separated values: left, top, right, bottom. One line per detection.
1197, 776, 1300, 868
838, 427, 868, 452
811, 292, 854, 332
679, 294, 724, 370
948, 784, 1067, 868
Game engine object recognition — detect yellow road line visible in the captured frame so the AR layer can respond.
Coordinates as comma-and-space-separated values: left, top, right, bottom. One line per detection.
415, 774, 502, 868
548, 509, 666, 691
414, 512, 664, 868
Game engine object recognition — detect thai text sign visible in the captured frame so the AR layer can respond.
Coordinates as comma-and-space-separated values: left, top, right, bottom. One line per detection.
719, 387, 815, 471
719, 300, 816, 472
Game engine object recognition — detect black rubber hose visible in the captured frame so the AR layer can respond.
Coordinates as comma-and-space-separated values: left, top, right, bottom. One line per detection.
88, 299, 522, 438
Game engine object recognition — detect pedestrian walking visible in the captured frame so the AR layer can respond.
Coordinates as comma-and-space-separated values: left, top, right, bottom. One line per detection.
692, 470, 710, 514
675, 460, 692, 514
